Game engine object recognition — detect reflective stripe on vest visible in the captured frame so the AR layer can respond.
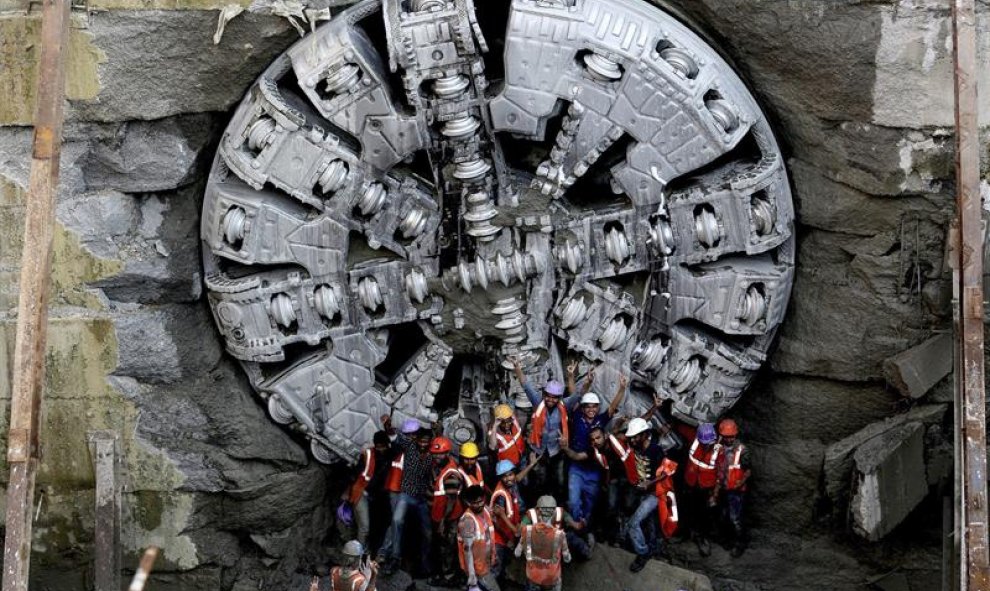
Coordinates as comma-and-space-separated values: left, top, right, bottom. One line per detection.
608, 434, 640, 485
432, 461, 464, 522
385, 453, 404, 493
528, 401, 568, 449
526, 507, 563, 529
591, 447, 609, 472
458, 465, 484, 488
490, 483, 521, 545
495, 420, 524, 464
348, 448, 376, 504
725, 444, 746, 491
331, 568, 366, 591
685, 440, 720, 489
522, 524, 564, 587
457, 509, 495, 576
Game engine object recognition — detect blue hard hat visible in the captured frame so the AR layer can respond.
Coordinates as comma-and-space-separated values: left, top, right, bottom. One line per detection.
496, 459, 517, 476
697, 423, 717, 445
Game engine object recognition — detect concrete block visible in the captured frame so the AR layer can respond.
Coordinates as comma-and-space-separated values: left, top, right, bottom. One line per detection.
850, 422, 927, 541
882, 333, 952, 399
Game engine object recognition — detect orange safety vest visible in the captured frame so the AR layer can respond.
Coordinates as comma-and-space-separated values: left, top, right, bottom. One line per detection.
684, 440, 721, 489
528, 401, 568, 450
458, 464, 485, 488
724, 444, 747, 491
489, 482, 521, 546
384, 453, 404, 493
432, 460, 465, 522
494, 419, 525, 465
331, 567, 367, 591
457, 508, 496, 577
521, 523, 566, 587
525, 507, 564, 529
347, 448, 377, 504
608, 434, 640, 485
654, 473, 679, 540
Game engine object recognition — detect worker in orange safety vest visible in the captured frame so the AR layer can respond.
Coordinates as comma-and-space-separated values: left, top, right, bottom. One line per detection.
514, 496, 572, 591
457, 485, 500, 591
342, 431, 393, 547
488, 404, 526, 467
714, 418, 751, 557
654, 458, 680, 558
430, 436, 466, 586
310, 540, 378, 591
489, 454, 539, 580
683, 422, 721, 557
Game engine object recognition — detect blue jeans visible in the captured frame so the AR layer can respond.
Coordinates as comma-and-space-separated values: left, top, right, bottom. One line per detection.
627, 494, 658, 557
383, 493, 432, 573
567, 465, 601, 524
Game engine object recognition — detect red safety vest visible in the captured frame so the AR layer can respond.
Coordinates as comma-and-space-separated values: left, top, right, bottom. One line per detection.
459, 464, 485, 488
608, 435, 640, 485
521, 523, 566, 587
525, 507, 564, 529
723, 444, 747, 491
432, 460, 465, 522
654, 473, 679, 540
489, 482, 521, 546
347, 448, 376, 504
330, 567, 367, 591
457, 509, 496, 577
684, 440, 721, 489
528, 401, 568, 449
384, 453, 404, 493
494, 419, 525, 465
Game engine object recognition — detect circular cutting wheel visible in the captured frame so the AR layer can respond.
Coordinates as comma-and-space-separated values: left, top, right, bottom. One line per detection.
201, 0, 795, 463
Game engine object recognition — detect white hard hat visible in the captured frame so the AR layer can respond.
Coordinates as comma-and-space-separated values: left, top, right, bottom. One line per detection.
625, 417, 651, 437
580, 393, 600, 406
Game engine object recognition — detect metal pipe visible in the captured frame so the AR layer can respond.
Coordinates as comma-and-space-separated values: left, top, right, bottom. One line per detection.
1, 2, 72, 591
950, 0, 988, 589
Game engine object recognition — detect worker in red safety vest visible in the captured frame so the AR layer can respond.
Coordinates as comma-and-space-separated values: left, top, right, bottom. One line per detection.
654, 458, 679, 558
489, 455, 538, 580
376, 418, 421, 570
457, 485, 500, 591
310, 540, 378, 591
429, 436, 466, 586
714, 418, 751, 557
683, 422, 721, 557
514, 496, 572, 591
342, 431, 393, 547
621, 417, 666, 573
488, 404, 526, 467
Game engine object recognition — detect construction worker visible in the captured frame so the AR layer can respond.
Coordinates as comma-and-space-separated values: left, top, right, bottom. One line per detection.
683, 423, 721, 557
488, 404, 525, 468
518, 496, 592, 561
316, 540, 377, 591
565, 374, 627, 525
376, 419, 417, 566
622, 417, 666, 573
431, 436, 468, 586
457, 485, 500, 591
458, 441, 486, 489
514, 496, 572, 591
489, 455, 539, 579
379, 418, 434, 577
653, 458, 679, 559
714, 418, 750, 557
342, 431, 393, 548
510, 358, 572, 501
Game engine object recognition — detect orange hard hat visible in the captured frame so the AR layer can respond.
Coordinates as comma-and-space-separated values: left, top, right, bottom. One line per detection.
718, 418, 739, 437
430, 436, 453, 454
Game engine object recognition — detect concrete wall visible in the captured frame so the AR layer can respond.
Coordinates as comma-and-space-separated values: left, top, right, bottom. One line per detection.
0, 0, 986, 589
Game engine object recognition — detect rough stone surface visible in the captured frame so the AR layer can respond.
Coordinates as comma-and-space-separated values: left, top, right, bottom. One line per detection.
882, 332, 953, 399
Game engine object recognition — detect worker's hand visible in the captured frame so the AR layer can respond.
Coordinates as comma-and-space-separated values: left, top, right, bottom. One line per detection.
514, 544, 523, 558
574, 519, 586, 531
380, 414, 391, 428
563, 552, 572, 564
511, 356, 522, 371
618, 373, 628, 390
567, 360, 578, 377
309, 576, 319, 591
586, 366, 596, 384
369, 561, 379, 576
636, 481, 649, 491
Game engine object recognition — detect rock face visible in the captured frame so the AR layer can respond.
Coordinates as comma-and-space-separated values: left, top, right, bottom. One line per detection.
0, 0, 983, 590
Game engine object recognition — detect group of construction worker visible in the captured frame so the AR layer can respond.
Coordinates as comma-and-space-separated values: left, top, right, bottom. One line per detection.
329, 358, 751, 591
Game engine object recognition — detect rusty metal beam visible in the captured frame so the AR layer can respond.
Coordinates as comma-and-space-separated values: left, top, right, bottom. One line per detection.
950, 0, 988, 589
1, 2, 71, 591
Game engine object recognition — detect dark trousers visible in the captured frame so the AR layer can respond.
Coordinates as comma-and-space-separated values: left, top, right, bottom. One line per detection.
525, 453, 566, 506
685, 486, 717, 539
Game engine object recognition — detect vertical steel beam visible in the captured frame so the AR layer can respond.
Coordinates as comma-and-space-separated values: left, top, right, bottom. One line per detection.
1, 2, 71, 591
88, 432, 121, 591
951, 0, 989, 589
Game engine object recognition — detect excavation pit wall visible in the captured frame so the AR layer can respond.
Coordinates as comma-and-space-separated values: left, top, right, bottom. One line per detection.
0, 1, 987, 589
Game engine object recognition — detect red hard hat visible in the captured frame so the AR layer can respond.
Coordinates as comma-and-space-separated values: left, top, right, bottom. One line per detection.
430, 436, 453, 454
718, 418, 739, 437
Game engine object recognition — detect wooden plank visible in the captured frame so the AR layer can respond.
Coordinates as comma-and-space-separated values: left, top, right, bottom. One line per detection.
88, 432, 121, 591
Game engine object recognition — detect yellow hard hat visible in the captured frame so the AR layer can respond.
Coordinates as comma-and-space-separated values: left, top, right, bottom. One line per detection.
460, 441, 480, 459
494, 404, 513, 420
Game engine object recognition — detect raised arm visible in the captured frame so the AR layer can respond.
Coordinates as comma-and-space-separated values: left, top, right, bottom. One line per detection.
511, 357, 542, 407
607, 373, 628, 417
517, 451, 541, 481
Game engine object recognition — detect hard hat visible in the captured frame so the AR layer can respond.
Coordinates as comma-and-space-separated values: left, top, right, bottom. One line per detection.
544, 380, 565, 397
580, 392, 600, 406
659, 458, 678, 477
342, 540, 364, 557
430, 436, 453, 454
718, 418, 739, 437
337, 502, 353, 527
496, 459, 516, 476
697, 423, 717, 445
625, 417, 650, 437
494, 404, 513, 420
401, 418, 421, 434
460, 441, 480, 459
536, 495, 557, 509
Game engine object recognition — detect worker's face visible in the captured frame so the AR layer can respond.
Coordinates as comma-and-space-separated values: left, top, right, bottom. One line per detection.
467, 497, 486, 513
721, 435, 736, 446
498, 417, 514, 432
416, 435, 431, 451
432, 453, 447, 466
581, 403, 599, 420
631, 432, 649, 449
590, 430, 606, 449
501, 471, 516, 487
544, 394, 561, 408
462, 456, 477, 470
374, 442, 389, 454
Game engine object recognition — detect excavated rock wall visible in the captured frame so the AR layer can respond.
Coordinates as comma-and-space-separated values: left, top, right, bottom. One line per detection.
0, 0, 986, 589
